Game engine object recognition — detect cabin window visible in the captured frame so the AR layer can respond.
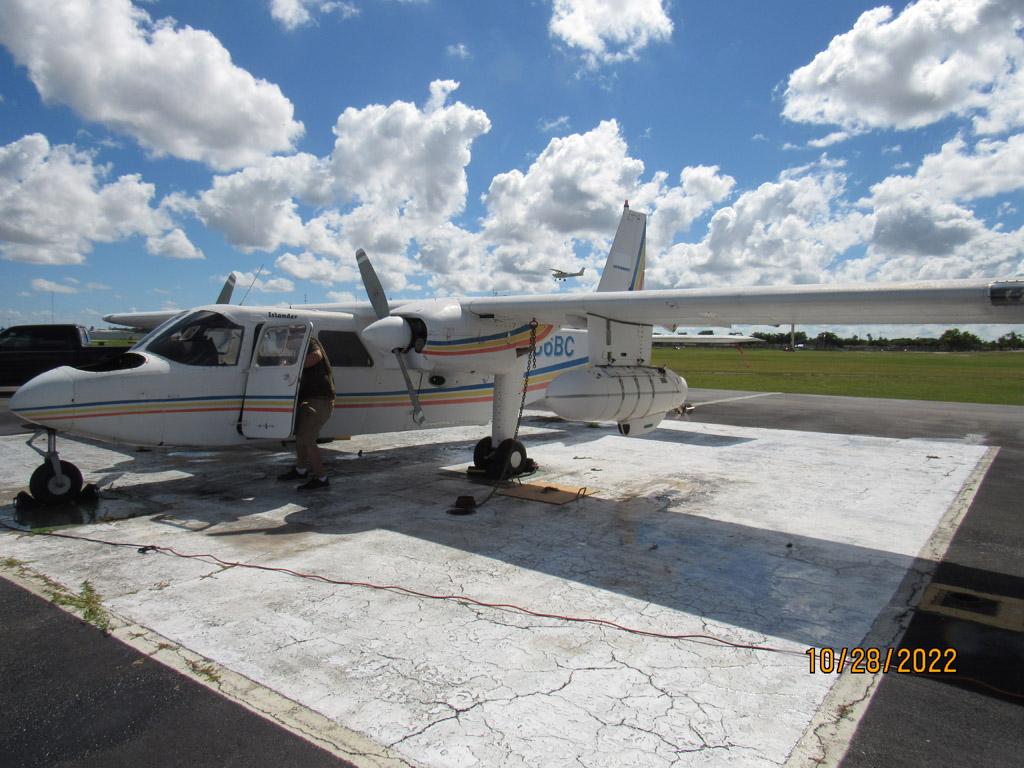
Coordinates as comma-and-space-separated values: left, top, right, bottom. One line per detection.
318, 330, 373, 367
146, 310, 245, 366
255, 324, 308, 367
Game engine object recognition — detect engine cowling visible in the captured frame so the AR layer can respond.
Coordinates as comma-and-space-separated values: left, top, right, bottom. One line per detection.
546, 365, 687, 424
364, 299, 555, 373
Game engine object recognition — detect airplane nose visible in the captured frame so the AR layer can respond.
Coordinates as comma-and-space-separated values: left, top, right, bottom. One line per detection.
10, 366, 76, 428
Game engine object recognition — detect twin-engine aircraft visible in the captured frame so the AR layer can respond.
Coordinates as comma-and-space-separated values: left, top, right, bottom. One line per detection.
11, 202, 1024, 503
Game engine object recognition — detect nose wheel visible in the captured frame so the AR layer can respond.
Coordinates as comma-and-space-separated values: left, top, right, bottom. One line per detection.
26, 429, 84, 504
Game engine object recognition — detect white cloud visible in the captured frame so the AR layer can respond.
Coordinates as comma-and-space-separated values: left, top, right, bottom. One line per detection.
146, 229, 205, 260
446, 42, 471, 59
270, 0, 360, 30
539, 116, 571, 133
190, 153, 334, 253
182, 81, 491, 288
867, 134, 1024, 204
31, 278, 77, 294
275, 251, 357, 284
0, 134, 176, 265
328, 81, 490, 224
836, 133, 1024, 282
783, 0, 1024, 134
0, 0, 304, 170
651, 164, 871, 288
839, 196, 1024, 282
229, 270, 295, 293
807, 131, 852, 149
549, 0, 673, 68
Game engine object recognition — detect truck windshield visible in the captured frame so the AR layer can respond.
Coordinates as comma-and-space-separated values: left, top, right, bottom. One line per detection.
145, 310, 245, 366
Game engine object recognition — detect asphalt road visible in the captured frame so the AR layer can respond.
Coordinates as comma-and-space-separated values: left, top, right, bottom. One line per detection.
2, 390, 1022, 767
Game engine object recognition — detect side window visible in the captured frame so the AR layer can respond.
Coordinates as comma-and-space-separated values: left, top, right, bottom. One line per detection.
318, 330, 374, 367
146, 311, 245, 366
255, 324, 308, 367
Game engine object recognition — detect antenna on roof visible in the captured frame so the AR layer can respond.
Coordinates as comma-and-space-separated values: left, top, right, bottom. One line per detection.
624, 200, 629, 209
239, 265, 264, 306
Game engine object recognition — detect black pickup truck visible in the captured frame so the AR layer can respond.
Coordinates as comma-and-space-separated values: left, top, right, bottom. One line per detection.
0, 324, 127, 394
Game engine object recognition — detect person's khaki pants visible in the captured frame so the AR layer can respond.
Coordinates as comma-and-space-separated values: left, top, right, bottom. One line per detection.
295, 397, 334, 472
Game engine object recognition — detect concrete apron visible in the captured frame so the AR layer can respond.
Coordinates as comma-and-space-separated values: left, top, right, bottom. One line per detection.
0, 416, 991, 768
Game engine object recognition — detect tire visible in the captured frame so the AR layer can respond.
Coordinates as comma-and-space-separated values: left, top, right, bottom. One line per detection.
472, 436, 493, 469
29, 460, 84, 504
490, 439, 527, 479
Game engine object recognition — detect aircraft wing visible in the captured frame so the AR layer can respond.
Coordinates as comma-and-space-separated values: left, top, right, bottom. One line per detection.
104, 274, 239, 330
653, 333, 763, 344
103, 309, 182, 330
464, 279, 1024, 328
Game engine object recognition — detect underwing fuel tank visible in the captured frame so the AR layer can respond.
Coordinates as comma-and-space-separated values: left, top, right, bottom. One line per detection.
546, 366, 687, 425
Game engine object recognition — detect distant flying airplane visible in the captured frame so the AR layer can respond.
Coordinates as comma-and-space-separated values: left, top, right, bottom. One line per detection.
11, 203, 1024, 504
551, 267, 585, 281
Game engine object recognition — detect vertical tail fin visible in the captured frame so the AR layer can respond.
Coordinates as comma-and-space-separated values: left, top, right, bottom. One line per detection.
596, 201, 646, 292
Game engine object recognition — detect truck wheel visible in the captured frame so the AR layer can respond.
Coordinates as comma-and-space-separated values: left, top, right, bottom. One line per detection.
29, 460, 84, 504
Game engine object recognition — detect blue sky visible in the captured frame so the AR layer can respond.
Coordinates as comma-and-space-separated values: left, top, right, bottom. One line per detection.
1, 0, 1022, 338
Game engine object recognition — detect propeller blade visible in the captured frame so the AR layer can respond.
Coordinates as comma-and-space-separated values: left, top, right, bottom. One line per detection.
356, 248, 390, 320
216, 273, 237, 304
355, 247, 425, 425
394, 352, 426, 425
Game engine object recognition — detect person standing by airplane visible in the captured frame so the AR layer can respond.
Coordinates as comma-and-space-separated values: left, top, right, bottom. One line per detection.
278, 335, 335, 490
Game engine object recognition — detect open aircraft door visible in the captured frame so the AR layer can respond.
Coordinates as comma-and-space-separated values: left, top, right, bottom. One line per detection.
240, 321, 312, 439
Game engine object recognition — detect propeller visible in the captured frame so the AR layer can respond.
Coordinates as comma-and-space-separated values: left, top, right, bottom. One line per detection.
356, 249, 426, 425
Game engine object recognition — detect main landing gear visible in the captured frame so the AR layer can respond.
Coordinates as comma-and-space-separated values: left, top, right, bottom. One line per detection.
26, 428, 84, 504
472, 436, 531, 480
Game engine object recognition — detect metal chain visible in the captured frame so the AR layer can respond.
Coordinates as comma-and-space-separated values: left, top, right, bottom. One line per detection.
513, 320, 539, 442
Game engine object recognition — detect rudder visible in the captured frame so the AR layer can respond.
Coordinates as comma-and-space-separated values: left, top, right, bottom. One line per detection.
596, 202, 646, 293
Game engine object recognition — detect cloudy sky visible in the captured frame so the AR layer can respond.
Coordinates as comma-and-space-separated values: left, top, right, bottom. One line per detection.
1, 0, 1022, 337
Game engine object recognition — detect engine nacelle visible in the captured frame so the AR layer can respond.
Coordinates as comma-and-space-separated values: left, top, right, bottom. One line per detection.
546, 366, 687, 423
389, 300, 555, 373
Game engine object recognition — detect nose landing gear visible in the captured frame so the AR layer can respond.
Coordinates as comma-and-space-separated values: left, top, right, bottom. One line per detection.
26, 428, 84, 504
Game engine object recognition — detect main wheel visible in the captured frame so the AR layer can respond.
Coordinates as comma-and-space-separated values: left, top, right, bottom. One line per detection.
29, 460, 83, 504
490, 439, 527, 479
472, 436, 493, 469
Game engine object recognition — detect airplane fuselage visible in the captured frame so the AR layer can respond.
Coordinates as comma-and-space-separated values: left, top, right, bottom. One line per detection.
11, 305, 590, 447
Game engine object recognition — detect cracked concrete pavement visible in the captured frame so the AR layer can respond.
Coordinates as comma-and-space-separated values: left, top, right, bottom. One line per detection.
0, 413, 989, 767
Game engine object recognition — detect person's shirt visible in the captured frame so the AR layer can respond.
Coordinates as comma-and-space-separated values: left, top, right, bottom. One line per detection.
298, 336, 335, 401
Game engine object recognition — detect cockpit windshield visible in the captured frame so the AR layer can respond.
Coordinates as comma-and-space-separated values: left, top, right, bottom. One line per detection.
143, 310, 245, 366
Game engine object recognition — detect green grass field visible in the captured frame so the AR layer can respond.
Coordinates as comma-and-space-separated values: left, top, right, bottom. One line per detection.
651, 348, 1024, 405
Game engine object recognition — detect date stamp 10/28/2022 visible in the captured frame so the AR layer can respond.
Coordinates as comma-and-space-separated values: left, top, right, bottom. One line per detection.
805, 647, 957, 675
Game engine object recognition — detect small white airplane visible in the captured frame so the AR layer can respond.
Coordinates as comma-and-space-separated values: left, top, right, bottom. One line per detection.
11, 203, 1024, 503
551, 267, 585, 281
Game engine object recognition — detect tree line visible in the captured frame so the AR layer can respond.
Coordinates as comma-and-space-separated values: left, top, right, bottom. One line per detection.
749, 329, 1024, 351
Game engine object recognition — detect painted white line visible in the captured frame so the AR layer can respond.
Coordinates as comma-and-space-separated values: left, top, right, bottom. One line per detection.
691, 392, 781, 407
